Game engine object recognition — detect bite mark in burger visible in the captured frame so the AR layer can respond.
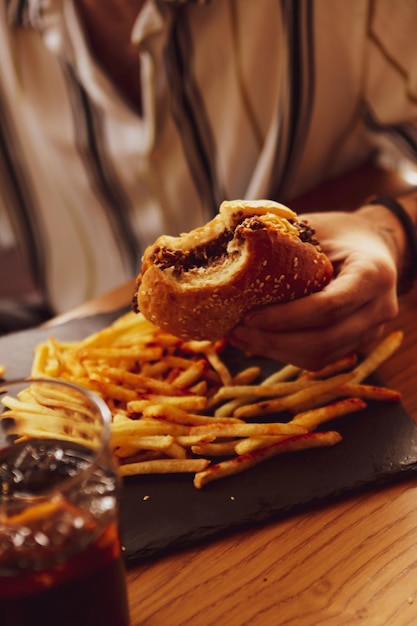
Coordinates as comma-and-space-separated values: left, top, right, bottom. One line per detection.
133, 200, 333, 341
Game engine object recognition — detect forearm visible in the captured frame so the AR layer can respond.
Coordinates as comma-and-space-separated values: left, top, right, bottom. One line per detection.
355, 189, 417, 293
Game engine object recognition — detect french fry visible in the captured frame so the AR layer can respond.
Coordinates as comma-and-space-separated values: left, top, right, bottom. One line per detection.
233, 435, 290, 455
171, 360, 207, 389
351, 330, 403, 383
89, 379, 140, 403
203, 346, 233, 386
75, 346, 164, 362
232, 366, 261, 385
192, 441, 241, 456
31, 342, 58, 377
162, 355, 198, 371
336, 383, 401, 402
74, 311, 147, 348
116, 445, 154, 459
290, 397, 367, 430
142, 403, 242, 425
300, 353, 358, 380
214, 397, 249, 418
3, 404, 100, 440
193, 432, 342, 488
123, 399, 154, 415
110, 420, 191, 442
264, 363, 303, 383
1, 395, 73, 420
176, 435, 216, 447
164, 441, 188, 459
112, 410, 131, 423
97, 367, 185, 396
60, 349, 88, 379
127, 394, 207, 412
212, 378, 319, 402
115, 435, 175, 452
234, 372, 354, 418
292, 376, 402, 413
140, 361, 170, 378
3, 423, 98, 449
181, 339, 213, 353
189, 380, 208, 395
189, 421, 306, 438
120, 458, 210, 476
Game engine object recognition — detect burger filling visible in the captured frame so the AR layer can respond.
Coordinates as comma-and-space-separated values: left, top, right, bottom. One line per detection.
150, 228, 235, 276
149, 216, 318, 277
296, 220, 319, 245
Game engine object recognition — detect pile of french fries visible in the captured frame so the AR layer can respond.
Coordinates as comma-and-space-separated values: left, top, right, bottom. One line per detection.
0, 311, 403, 488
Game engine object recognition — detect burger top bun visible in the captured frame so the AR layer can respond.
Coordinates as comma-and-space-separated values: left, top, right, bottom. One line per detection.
133, 199, 333, 341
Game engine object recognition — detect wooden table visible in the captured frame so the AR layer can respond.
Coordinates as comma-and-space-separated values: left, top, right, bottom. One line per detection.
49, 162, 417, 625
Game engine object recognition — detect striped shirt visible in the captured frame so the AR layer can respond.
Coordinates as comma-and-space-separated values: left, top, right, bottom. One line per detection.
1, 0, 417, 316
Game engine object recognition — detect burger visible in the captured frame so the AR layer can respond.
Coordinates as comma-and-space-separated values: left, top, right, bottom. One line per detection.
133, 199, 333, 341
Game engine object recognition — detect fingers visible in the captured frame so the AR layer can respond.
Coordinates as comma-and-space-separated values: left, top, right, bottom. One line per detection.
242, 253, 398, 334
242, 284, 350, 333
229, 282, 398, 371
230, 310, 387, 371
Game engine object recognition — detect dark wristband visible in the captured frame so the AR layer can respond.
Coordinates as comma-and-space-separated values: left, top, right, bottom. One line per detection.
369, 195, 417, 289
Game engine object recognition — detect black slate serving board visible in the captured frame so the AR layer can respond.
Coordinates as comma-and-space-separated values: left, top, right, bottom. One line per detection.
1, 310, 417, 567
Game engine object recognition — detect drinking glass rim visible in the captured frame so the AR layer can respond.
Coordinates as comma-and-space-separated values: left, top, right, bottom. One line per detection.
0, 377, 114, 504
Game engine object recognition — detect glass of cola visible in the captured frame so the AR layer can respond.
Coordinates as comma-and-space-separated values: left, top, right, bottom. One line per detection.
0, 378, 130, 626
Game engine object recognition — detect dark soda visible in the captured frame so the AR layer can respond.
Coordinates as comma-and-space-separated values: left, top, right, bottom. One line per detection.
0, 440, 130, 626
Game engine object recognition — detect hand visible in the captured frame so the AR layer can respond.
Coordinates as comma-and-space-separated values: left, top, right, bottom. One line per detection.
228, 210, 399, 370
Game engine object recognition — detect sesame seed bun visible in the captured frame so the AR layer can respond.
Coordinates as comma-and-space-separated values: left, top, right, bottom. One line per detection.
133, 200, 333, 341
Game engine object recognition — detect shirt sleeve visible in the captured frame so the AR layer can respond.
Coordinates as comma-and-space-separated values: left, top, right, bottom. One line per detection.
363, 1, 417, 172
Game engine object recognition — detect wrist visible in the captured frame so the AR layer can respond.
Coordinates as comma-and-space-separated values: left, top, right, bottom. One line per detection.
357, 194, 417, 293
